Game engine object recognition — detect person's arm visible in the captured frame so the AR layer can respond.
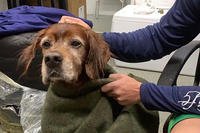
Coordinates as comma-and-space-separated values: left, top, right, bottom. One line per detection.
141, 83, 200, 114
103, 0, 200, 62
101, 73, 200, 114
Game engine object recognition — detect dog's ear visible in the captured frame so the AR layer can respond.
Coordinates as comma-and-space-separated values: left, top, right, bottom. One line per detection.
85, 30, 110, 79
18, 29, 45, 76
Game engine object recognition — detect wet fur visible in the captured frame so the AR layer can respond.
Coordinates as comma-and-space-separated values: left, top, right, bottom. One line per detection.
18, 23, 110, 86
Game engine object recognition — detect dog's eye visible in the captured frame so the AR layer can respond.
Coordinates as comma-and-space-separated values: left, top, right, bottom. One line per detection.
42, 41, 51, 49
71, 40, 81, 48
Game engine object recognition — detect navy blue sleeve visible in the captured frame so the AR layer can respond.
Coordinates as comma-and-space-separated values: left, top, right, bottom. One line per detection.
140, 83, 200, 114
103, 0, 200, 62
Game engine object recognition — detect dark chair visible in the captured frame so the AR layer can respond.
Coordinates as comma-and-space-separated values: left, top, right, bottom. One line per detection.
157, 41, 200, 133
1, 0, 72, 90
0, 32, 47, 90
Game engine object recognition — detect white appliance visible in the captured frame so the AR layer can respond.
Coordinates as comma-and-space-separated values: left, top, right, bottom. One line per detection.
131, 0, 175, 9
151, 0, 175, 9
111, 5, 200, 76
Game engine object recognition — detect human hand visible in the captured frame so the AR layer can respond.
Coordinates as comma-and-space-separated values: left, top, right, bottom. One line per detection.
59, 16, 91, 29
101, 74, 142, 106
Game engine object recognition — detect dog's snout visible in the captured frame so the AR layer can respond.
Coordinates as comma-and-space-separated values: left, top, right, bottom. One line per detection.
45, 52, 63, 68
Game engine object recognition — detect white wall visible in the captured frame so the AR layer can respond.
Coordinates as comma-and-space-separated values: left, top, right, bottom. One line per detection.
0, 0, 8, 11
86, 0, 122, 15
99, 0, 121, 15
86, 0, 96, 14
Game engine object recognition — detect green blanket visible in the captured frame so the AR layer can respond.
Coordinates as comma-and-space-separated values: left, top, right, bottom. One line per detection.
41, 66, 159, 133
0, 66, 159, 133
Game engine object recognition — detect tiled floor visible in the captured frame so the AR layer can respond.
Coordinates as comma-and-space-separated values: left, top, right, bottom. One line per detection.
89, 14, 195, 133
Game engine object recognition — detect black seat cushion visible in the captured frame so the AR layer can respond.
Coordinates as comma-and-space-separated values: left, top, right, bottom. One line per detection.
0, 32, 47, 90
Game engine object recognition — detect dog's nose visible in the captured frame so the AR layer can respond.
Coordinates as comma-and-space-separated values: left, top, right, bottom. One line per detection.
44, 52, 63, 68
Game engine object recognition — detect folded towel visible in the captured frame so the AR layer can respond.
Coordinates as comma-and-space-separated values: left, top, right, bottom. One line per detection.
42, 65, 159, 133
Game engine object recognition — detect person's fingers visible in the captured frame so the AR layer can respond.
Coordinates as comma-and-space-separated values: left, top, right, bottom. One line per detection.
59, 16, 75, 24
58, 16, 69, 23
118, 100, 129, 106
114, 97, 124, 105
101, 74, 124, 93
101, 82, 116, 93
108, 74, 123, 80
59, 16, 75, 22
114, 97, 130, 106
106, 91, 118, 98
59, 16, 91, 29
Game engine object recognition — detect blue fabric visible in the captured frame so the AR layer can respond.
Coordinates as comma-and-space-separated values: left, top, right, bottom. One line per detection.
103, 0, 200, 114
0, 6, 93, 36
141, 83, 200, 114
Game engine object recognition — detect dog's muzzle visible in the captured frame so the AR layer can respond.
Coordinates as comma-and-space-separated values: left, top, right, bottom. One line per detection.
44, 52, 63, 79
44, 52, 63, 68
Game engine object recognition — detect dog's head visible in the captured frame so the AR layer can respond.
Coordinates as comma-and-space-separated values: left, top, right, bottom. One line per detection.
19, 23, 110, 85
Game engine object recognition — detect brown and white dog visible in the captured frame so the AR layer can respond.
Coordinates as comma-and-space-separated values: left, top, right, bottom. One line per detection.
18, 23, 159, 133
19, 23, 110, 87
18, 23, 113, 132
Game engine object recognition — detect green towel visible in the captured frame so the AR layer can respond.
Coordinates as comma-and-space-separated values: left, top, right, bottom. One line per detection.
0, 65, 159, 133
41, 65, 159, 133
